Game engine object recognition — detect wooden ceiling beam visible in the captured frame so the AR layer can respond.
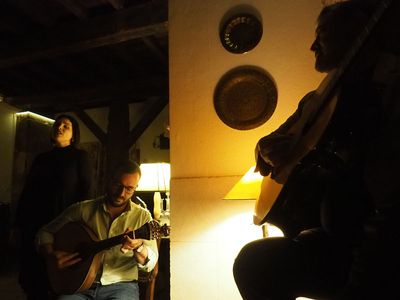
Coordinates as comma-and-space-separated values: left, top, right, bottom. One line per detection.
0, 1, 168, 70
74, 108, 107, 144
106, 0, 125, 10
141, 36, 167, 66
25, 65, 66, 89
0, 22, 167, 70
54, 0, 88, 20
0, 14, 28, 34
5, 77, 168, 107
11, 0, 56, 27
127, 96, 168, 146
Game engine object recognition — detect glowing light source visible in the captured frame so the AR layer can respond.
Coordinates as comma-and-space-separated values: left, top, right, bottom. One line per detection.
223, 166, 263, 200
136, 163, 170, 192
16, 111, 54, 124
137, 163, 171, 225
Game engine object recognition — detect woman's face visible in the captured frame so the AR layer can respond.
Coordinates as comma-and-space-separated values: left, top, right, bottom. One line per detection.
52, 117, 73, 147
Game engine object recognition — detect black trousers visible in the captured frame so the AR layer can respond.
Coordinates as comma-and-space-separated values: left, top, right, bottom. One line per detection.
18, 233, 52, 300
234, 219, 400, 300
233, 229, 352, 300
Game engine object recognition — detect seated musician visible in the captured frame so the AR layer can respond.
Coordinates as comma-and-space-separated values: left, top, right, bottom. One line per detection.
36, 160, 158, 300
234, 1, 400, 299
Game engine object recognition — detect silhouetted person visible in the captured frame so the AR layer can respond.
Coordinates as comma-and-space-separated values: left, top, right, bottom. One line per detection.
234, 1, 400, 299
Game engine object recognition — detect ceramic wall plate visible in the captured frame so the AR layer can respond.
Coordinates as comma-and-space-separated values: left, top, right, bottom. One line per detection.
214, 66, 277, 130
220, 13, 263, 54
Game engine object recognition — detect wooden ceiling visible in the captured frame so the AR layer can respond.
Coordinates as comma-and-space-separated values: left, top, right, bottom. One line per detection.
0, 0, 168, 118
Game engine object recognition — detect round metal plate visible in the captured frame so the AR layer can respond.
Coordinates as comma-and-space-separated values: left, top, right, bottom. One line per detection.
220, 14, 263, 54
214, 66, 277, 130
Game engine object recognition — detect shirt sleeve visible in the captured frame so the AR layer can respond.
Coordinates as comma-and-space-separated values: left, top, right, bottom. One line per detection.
137, 210, 160, 272
35, 202, 82, 247
255, 91, 316, 175
137, 239, 159, 272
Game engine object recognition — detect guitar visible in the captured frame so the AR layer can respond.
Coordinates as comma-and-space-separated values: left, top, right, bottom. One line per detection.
253, 0, 394, 236
46, 220, 169, 295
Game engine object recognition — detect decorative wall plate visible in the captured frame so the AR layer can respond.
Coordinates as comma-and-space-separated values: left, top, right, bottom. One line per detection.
214, 66, 277, 130
220, 13, 263, 54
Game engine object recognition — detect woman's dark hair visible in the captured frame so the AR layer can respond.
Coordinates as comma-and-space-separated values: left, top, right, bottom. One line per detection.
51, 114, 80, 146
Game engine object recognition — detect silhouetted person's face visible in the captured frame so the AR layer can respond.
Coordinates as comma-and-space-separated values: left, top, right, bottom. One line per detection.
311, 5, 367, 73
311, 20, 349, 72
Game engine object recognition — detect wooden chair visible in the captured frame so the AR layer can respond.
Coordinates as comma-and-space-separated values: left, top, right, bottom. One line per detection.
134, 195, 163, 300
138, 238, 161, 300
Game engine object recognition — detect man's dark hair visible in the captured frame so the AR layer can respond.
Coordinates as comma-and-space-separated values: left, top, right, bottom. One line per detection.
320, 0, 400, 61
318, 1, 370, 35
51, 114, 81, 146
110, 160, 142, 180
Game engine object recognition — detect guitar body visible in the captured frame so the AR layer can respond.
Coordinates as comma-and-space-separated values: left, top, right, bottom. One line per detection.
46, 220, 167, 295
256, 159, 334, 238
47, 222, 104, 294
254, 92, 339, 237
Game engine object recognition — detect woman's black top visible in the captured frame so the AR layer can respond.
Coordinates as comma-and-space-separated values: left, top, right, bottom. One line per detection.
15, 145, 93, 235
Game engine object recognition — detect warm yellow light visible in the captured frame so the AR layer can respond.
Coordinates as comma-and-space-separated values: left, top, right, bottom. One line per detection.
137, 163, 170, 191
16, 111, 54, 124
223, 166, 263, 200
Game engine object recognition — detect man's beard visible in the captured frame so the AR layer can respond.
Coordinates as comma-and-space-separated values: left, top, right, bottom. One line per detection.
107, 196, 129, 208
315, 57, 332, 73
315, 48, 346, 73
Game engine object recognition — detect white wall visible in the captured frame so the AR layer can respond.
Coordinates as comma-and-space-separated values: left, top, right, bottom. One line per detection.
133, 104, 170, 163
0, 102, 19, 203
169, 1, 324, 299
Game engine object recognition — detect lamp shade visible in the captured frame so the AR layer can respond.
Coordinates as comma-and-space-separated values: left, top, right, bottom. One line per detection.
223, 166, 263, 200
136, 163, 170, 192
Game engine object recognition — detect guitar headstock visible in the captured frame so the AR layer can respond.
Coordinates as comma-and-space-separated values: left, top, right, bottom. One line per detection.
148, 220, 170, 239
134, 220, 170, 240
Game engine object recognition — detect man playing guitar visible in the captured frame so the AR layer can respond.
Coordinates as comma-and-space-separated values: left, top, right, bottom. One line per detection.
234, 1, 400, 299
36, 160, 158, 300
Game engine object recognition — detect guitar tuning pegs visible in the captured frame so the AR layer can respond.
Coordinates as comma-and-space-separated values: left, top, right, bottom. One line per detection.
161, 224, 170, 237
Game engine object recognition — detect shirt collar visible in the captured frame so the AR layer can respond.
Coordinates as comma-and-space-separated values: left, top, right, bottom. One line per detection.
100, 196, 134, 214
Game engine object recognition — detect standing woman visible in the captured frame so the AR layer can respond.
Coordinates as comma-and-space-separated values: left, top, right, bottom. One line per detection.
13, 114, 93, 300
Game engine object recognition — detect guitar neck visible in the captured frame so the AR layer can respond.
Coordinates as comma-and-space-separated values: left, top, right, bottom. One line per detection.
77, 221, 159, 257
95, 231, 134, 252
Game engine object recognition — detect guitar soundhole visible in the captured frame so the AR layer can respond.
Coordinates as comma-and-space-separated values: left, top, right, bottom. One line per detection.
68, 261, 83, 271
77, 242, 98, 259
